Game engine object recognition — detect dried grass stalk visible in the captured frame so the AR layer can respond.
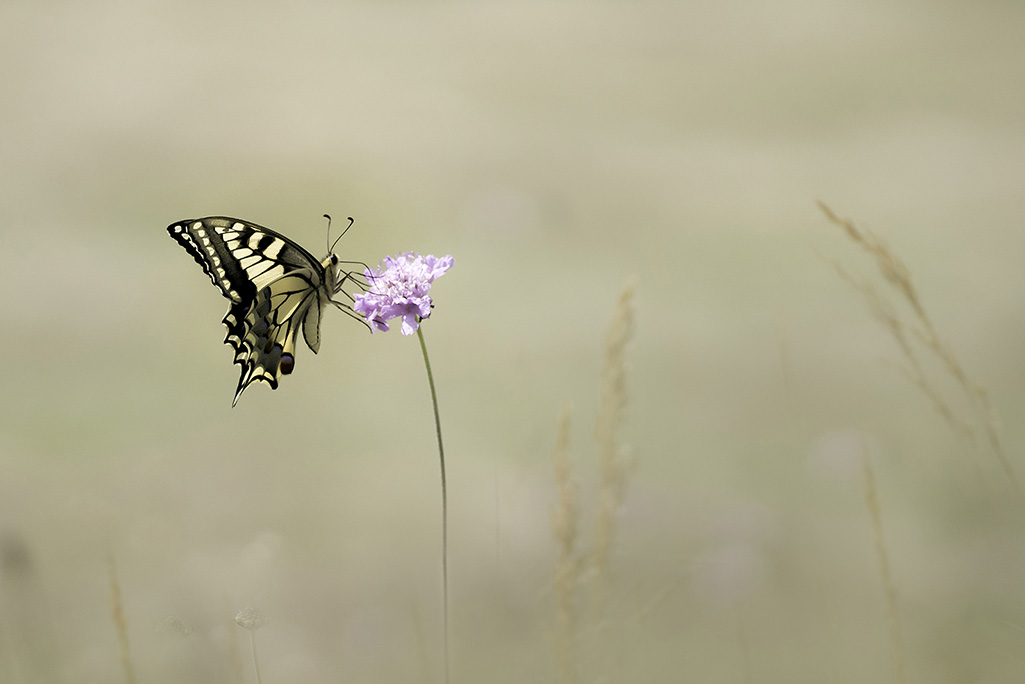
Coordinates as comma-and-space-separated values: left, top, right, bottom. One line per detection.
552, 402, 580, 684
860, 446, 908, 684
818, 203, 1019, 492
590, 282, 635, 621
107, 551, 136, 684
550, 282, 637, 684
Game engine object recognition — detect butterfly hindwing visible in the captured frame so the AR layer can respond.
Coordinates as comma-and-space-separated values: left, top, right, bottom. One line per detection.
167, 217, 336, 405
229, 268, 326, 405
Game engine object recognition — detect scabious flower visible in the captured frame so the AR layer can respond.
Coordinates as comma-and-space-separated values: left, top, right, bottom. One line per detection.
353, 252, 454, 335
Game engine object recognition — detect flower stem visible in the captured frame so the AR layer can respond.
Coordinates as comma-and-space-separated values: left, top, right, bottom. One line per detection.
249, 630, 263, 684
417, 325, 449, 684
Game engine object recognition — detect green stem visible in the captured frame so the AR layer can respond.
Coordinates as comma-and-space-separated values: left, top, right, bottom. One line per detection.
417, 325, 449, 684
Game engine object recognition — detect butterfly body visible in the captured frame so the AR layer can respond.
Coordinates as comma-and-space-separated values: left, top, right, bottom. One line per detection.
167, 216, 344, 406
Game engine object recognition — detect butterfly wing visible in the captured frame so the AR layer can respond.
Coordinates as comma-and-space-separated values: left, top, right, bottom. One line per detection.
167, 217, 329, 405
229, 268, 325, 406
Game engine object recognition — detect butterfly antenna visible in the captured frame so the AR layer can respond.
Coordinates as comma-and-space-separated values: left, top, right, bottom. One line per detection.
323, 214, 333, 254
329, 217, 355, 254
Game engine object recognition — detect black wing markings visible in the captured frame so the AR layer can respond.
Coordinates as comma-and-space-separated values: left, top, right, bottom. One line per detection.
167, 217, 334, 405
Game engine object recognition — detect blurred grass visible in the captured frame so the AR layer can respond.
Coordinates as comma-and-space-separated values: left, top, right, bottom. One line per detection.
1, 0, 1025, 682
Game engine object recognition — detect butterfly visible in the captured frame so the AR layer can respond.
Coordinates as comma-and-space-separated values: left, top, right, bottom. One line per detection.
167, 216, 361, 406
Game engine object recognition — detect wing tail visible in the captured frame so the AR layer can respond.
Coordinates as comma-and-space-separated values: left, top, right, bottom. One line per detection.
227, 270, 319, 405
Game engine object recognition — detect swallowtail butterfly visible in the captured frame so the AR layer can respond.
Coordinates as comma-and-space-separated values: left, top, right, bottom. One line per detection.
167, 216, 358, 406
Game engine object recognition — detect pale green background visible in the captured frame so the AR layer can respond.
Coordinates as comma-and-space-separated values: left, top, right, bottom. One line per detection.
1, 1, 1024, 682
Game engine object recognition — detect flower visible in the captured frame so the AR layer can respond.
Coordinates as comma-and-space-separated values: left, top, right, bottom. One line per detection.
353, 252, 454, 335
234, 605, 268, 631
156, 615, 193, 638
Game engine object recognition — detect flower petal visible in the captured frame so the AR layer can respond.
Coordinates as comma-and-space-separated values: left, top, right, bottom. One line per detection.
354, 252, 453, 334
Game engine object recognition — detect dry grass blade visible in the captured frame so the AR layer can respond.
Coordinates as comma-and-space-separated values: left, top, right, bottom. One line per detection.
590, 282, 635, 622
107, 551, 136, 684
549, 282, 637, 684
818, 203, 1020, 493
552, 402, 580, 684
817, 202, 922, 318
860, 445, 908, 684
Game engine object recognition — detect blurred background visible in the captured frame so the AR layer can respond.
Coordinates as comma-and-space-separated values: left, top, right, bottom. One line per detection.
2, 0, 1024, 682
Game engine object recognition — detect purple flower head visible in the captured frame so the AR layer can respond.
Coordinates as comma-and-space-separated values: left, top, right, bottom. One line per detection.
353, 252, 454, 335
